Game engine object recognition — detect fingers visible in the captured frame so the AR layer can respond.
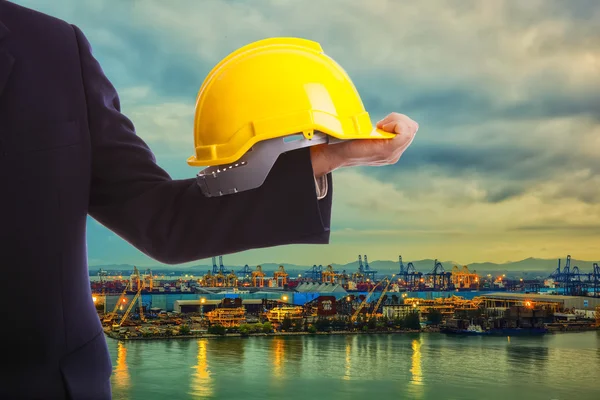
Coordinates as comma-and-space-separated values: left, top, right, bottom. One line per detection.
376, 112, 419, 135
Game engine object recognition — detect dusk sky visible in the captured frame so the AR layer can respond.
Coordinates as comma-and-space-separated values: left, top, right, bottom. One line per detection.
15, 0, 600, 267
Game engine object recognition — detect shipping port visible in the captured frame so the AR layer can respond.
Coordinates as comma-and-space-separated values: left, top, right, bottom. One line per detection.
91, 254, 600, 340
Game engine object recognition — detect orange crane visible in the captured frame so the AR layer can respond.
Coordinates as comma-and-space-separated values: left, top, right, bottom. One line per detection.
102, 281, 131, 324
350, 278, 386, 321
322, 265, 337, 283
367, 274, 396, 318
112, 284, 144, 329
252, 265, 265, 287
274, 265, 288, 287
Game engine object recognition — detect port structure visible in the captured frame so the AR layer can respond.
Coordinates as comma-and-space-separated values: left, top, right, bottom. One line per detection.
202, 256, 238, 287
273, 265, 288, 287
362, 255, 377, 281
252, 265, 266, 287
237, 264, 254, 283
350, 278, 387, 321
305, 264, 323, 281
548, 255, 600, 296
451, 265, 479, 289
366, 274, 396, 318
425, 259, 452, 290
398, 256, 423, 290
321, 265, 338, 283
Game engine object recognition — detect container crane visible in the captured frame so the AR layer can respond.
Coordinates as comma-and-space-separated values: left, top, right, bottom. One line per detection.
274, 265, 288, 287
398, 255, 405, 275
426, 259, 451, 290
305, 265, 323, 281
363, 255, 377, 281
252, 265, 265, 287
218, 255, 230, 274
351, 278, 385, 321
237, 264, 253, 277
352, 255, 365, 282
212, 256, 219, 274
321, 265, 338, 283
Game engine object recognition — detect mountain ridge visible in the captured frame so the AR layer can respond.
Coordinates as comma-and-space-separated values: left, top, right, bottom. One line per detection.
90, 256, 597, 274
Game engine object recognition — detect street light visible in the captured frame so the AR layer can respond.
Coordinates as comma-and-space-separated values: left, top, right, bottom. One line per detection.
200, 297, 206, 318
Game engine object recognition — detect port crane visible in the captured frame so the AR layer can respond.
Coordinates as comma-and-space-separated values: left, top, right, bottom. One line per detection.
305, 264, 323, 281
113, 283, 145, 329
218, 255, 230, 274
398, 256, 422, 290
102, 281, 131, 324
363, 255, 377, 281
350, 278, 386, 321
367, 274, 396, 318
212, 256, 219, 274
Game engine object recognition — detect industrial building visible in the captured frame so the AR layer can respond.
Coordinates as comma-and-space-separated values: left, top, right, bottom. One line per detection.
480, 292, 600, 311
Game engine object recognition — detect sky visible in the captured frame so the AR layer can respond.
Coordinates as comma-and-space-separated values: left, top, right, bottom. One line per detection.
13, 0, 600, 267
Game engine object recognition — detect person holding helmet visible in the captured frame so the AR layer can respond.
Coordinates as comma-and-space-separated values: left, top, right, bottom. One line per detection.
188, 37, 417, 199
0, 2, 417, 399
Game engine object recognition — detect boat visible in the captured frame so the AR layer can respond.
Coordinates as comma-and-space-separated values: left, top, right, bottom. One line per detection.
441, 319, 489, 335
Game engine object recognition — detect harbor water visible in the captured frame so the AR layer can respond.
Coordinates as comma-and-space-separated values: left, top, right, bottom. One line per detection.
107, 331, 600, 400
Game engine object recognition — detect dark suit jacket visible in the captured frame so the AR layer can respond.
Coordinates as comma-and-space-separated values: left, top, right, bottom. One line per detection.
0, 1, 333, 398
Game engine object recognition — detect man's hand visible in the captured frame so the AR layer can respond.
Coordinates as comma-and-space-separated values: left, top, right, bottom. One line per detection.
310, 112, 418, 177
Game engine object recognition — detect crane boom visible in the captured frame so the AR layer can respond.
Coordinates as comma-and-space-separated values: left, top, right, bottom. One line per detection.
369, 274, 395, 318
114, 285, 143, 328
351, 278, 386, 321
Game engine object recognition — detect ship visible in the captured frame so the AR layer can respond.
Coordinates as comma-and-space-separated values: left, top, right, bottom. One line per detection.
441, 319, 489, 335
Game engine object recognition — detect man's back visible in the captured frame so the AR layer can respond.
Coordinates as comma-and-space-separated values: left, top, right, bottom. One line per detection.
0, 1, 334, 398
0, 2, 113, 398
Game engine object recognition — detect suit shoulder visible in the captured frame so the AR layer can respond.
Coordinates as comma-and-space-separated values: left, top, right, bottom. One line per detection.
1, 1, 77, 40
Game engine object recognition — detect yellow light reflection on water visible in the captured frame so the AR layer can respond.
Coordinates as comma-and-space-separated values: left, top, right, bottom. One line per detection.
113, 341, 130, 391
272, 337, 284, 379
190, 339, 213, 398
408, 338, 424, 398
343, 340, 352, 381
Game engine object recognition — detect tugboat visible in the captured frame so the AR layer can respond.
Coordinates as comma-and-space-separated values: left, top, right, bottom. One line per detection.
441, 319, 489, 335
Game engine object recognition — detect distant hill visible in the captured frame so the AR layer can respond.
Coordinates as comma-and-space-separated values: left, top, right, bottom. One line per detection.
90, 256, 598, 276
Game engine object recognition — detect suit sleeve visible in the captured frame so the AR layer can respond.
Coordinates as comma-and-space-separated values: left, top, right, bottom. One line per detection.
71, 25, 333, 265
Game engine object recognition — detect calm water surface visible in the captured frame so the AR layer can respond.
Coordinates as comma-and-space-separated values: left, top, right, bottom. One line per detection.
107, 332, 600, 400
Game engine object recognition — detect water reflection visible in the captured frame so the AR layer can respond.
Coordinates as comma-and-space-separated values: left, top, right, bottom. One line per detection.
506, 342, 549, 371
190, 339, 213, 398
408, 338, 424, 399
343, 336, 352, 381
272, 337, 285, 379
113, 341, 130, 392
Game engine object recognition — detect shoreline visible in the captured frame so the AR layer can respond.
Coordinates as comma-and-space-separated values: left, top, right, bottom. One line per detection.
103, 326, 598, 341
104, 328, 425, 341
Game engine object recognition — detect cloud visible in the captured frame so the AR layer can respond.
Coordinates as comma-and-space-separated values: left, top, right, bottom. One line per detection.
11, 0, 600, 264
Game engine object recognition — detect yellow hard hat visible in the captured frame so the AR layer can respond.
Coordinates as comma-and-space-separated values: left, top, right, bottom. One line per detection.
188, 37, 394, 197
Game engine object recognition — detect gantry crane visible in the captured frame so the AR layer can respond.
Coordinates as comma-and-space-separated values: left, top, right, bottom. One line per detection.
226, 271, 238, 287
350, 279, 385, 321
367, 274, 396, 318
352, 255, 365, 282
212, 256, 219, 274
252, 265, 265, 287
322, 265, 337, 283
202, 270, 216, 287
274, 265, 288, 287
